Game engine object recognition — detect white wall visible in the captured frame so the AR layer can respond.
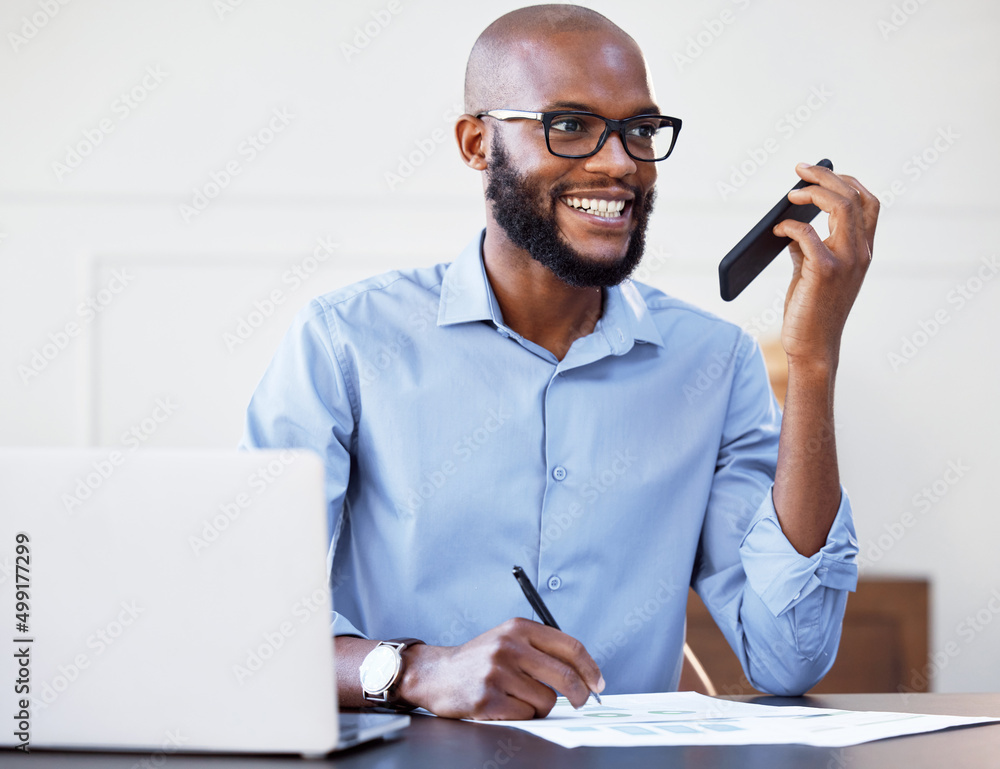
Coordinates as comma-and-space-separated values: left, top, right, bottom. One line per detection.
2, 0, 998, 691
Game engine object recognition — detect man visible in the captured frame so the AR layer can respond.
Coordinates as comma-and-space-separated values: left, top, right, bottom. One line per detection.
241, 5, 878, 720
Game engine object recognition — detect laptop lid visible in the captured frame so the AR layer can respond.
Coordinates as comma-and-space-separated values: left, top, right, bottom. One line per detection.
1, 448, 343, 755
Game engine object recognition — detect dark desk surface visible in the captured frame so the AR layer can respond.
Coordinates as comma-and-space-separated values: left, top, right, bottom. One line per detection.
7, 694, 1000, 768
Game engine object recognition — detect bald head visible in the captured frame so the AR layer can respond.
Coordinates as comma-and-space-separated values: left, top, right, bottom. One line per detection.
464, 5, 643, 116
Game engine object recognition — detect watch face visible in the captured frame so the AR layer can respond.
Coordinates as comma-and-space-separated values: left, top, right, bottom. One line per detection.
360, 644, 401, 694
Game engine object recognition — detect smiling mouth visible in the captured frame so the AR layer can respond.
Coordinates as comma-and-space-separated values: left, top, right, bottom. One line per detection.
560, 196, 628, 219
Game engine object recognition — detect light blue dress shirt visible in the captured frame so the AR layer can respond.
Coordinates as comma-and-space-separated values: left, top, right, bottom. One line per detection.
241, 230, 859, 696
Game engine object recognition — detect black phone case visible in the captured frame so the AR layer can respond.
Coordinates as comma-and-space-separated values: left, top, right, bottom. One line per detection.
718, 158, 834, 301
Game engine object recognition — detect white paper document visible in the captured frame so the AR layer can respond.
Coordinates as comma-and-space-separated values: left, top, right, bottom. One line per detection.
474, 692, 999, 748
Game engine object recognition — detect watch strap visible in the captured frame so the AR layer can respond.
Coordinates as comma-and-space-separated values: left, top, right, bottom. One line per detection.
386, 637, 425, 649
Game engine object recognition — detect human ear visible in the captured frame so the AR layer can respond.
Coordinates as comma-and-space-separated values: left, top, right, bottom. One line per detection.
455, 114, 488, 171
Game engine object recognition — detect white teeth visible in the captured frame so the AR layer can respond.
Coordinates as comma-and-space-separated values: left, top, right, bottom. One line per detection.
561, 196, 627, 217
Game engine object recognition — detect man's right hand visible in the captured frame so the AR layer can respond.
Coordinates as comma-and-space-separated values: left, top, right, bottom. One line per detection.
387, 618, 605, 720
400, 618, 605, 719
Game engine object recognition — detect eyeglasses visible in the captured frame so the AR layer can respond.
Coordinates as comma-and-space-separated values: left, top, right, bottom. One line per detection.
477, 109, 682, 162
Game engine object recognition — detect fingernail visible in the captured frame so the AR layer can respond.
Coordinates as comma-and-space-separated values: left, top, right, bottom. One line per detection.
796, 162, 812, 170
597, 675, 606, 693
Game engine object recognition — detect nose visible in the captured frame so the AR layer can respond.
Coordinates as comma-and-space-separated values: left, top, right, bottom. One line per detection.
583, 129, 638, 178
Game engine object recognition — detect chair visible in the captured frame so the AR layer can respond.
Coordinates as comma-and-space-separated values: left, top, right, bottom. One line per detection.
679, 642, 717, 695
684, 579, 930, 694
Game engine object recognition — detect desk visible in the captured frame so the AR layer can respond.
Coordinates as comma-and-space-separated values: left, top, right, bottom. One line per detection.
7, 694, 999, 768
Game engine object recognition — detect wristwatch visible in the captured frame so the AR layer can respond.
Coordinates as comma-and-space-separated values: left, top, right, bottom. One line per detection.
359, 637, 424, 706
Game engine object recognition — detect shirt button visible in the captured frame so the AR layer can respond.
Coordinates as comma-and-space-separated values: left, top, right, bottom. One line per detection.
548, 575, 562, 591
552, 466, 567, 481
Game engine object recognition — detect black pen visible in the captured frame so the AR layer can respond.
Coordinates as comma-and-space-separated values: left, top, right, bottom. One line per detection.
512, 565, 602, 705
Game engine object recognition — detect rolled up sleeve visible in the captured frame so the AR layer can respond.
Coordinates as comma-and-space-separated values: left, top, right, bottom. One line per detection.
693, 332, 859, 696
740, 488, 858, 666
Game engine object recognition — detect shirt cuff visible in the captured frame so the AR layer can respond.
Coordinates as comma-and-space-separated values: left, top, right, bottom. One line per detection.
739, 487, 858, 617
331, 612, 368, 639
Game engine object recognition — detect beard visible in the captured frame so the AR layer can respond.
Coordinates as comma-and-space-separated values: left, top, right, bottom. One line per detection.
484, 133, 656, 288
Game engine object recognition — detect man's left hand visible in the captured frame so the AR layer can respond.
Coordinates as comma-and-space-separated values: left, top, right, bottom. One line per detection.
773, 162, 879, 370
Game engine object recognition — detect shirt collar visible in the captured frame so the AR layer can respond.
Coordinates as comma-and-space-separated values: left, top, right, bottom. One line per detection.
438, 229, 664, 351
601, 277, 665, 351
437, 230, 502, 327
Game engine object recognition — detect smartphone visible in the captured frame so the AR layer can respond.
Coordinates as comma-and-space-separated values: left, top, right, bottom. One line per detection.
718, 158, 834, 301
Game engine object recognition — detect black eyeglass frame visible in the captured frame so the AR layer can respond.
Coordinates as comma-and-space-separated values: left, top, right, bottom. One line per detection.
477, 108, 682, 162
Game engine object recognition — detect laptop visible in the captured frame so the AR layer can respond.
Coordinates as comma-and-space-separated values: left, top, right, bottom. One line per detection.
0, 448, 409, 756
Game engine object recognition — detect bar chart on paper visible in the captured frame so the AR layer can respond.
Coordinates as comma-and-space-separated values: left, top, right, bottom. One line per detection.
472, 692, 999, 748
